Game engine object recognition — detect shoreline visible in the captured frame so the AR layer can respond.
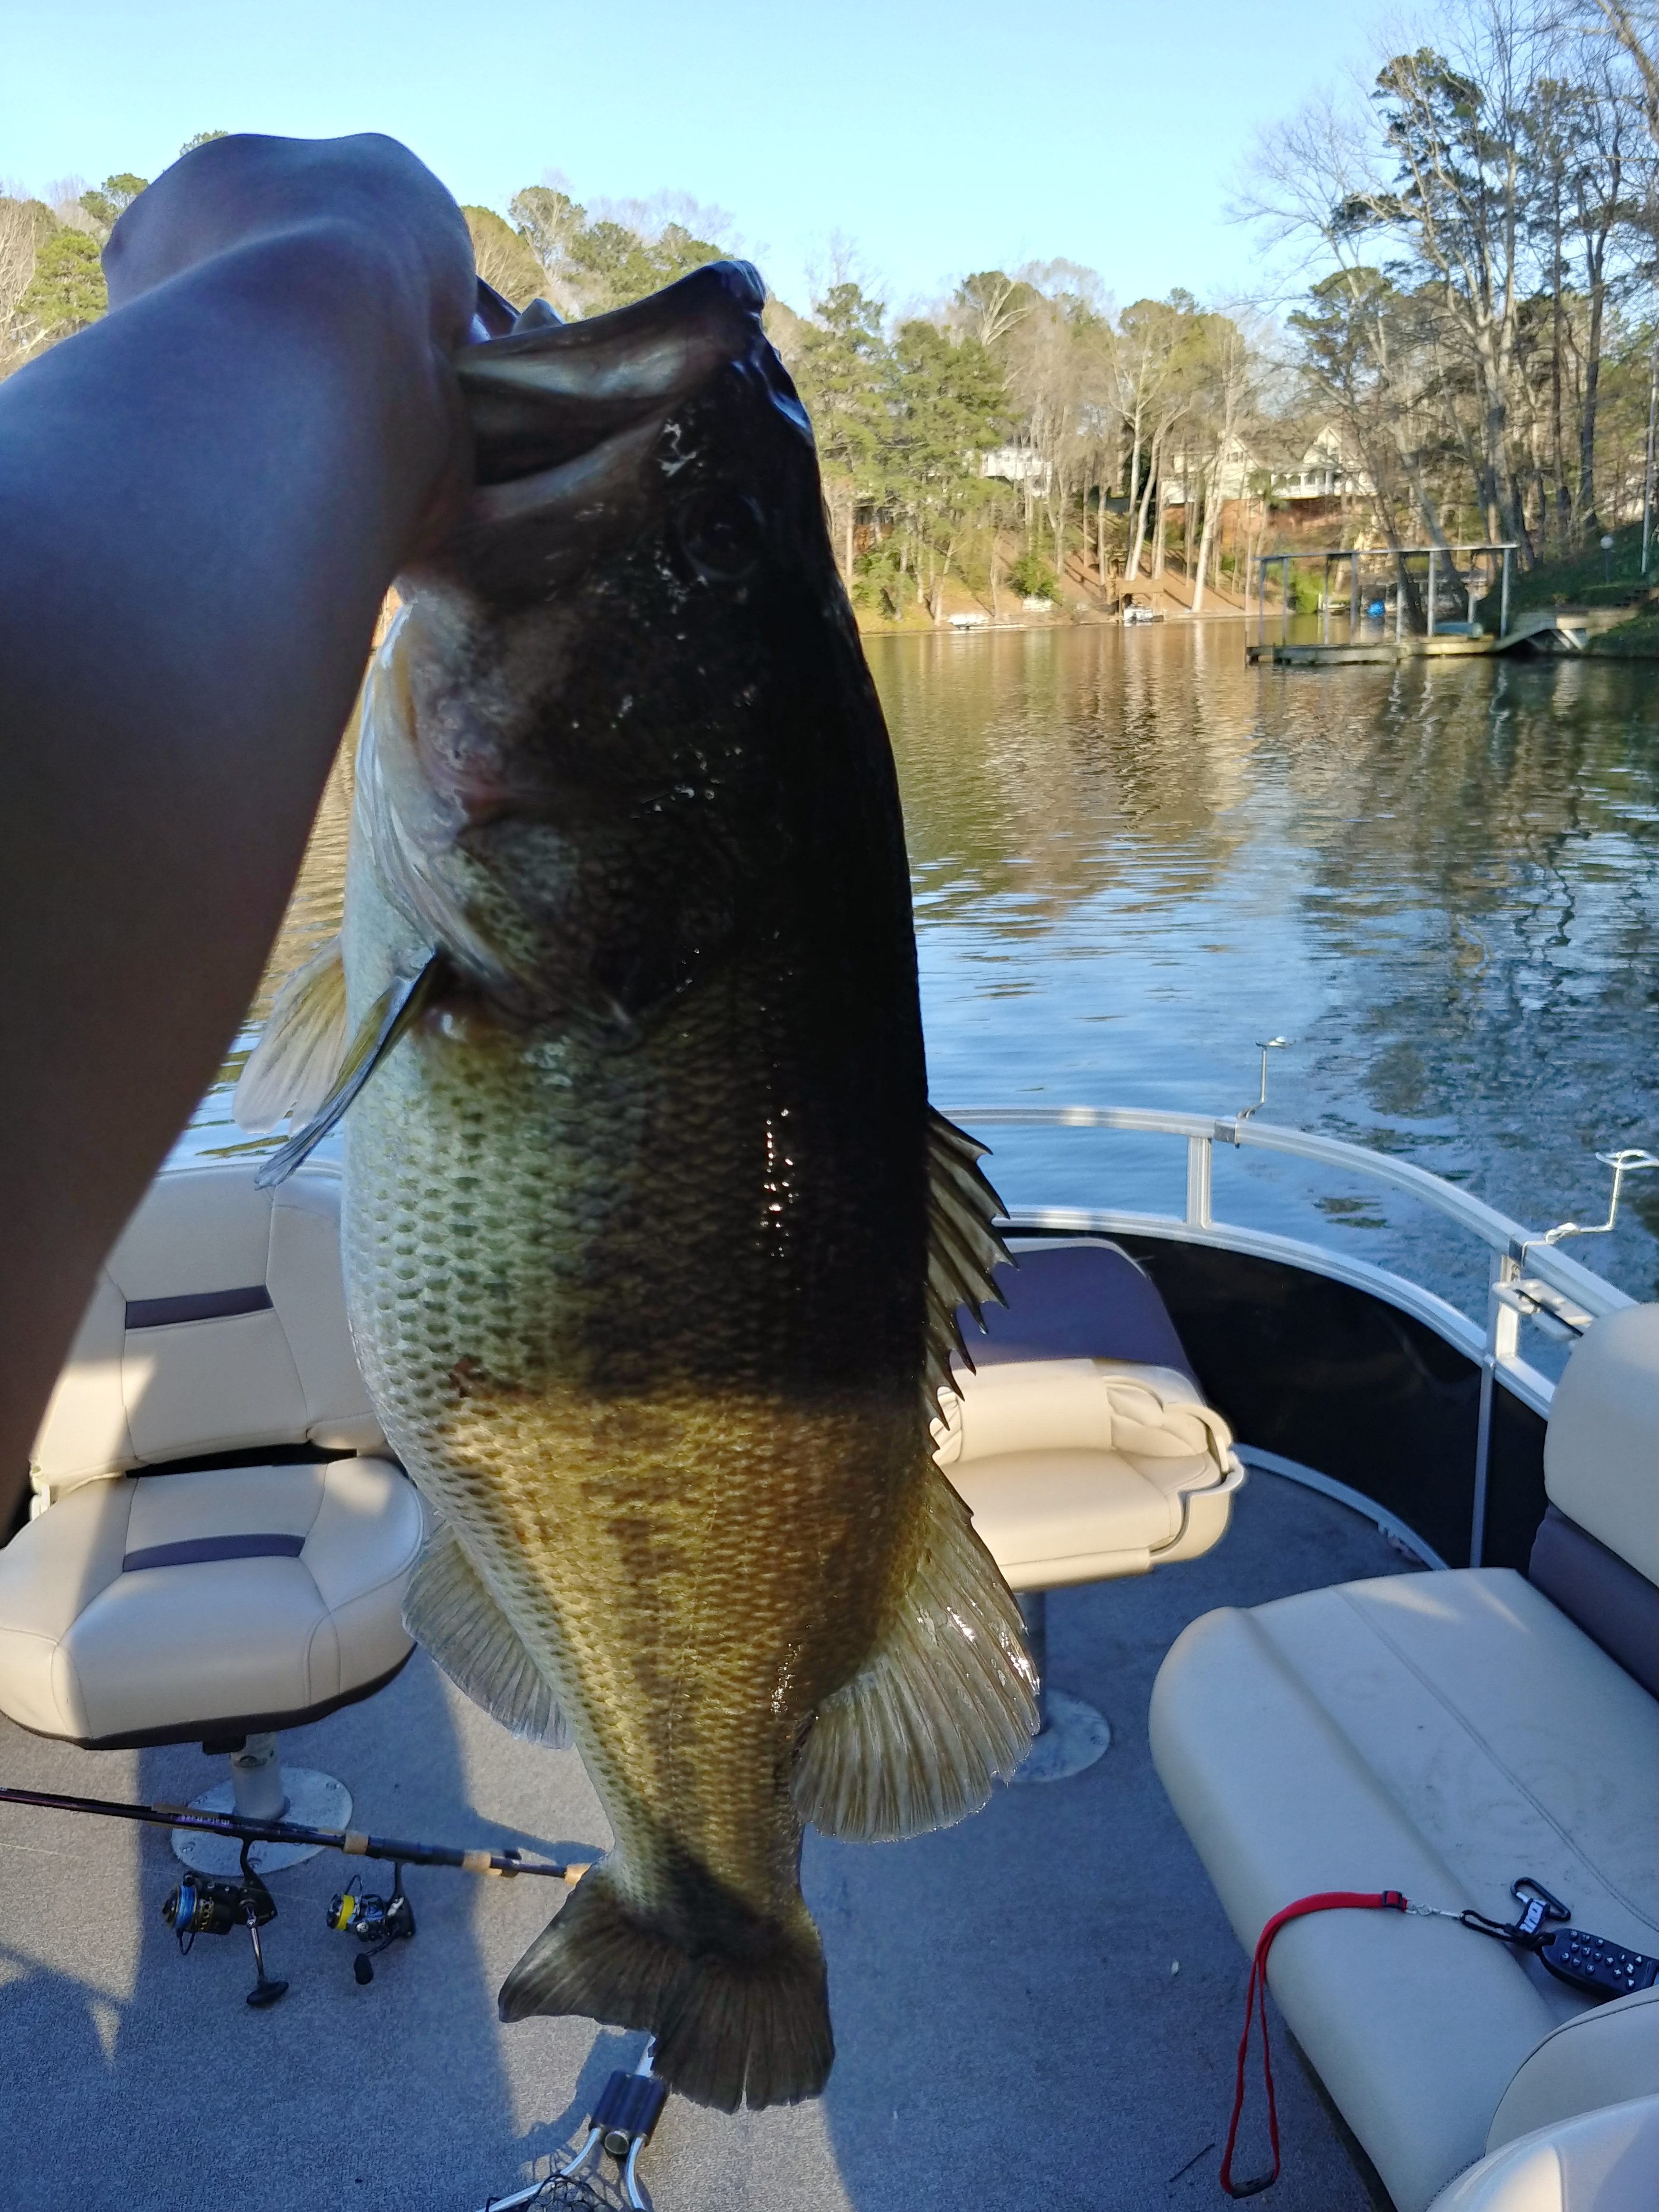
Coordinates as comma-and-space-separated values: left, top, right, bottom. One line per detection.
854, 607, 1250, 636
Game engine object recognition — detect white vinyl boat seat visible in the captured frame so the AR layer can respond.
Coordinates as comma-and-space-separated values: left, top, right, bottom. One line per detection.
0, 1456, 423, 1748
1150, 1304, 1659, 2212
1427, 2096, 1659, 2212
28, 1163, 389, 1504
0, 1163, 423, 1749
939, 1237, 1242, 1590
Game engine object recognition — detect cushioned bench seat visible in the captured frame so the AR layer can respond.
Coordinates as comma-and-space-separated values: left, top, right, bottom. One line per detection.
1152, 1570, 1659, 2210
1428, 2095, 1659, 2212
1151, 1303, 1659, 2212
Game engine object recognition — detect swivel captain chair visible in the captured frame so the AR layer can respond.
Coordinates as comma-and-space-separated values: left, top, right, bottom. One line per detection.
0, 1159, 424, 1873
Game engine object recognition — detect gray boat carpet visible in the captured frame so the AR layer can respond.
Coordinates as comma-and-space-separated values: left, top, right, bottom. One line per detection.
0, 1472, 1409, 2212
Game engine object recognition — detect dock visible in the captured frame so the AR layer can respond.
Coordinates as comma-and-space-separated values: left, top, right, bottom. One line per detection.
1249, 540, 1518, 665
1246, 606, 1628, 667
1250, 633, 1500, 666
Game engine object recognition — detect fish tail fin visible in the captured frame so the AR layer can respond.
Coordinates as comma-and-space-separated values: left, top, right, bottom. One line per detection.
498, 1863, 832, 2112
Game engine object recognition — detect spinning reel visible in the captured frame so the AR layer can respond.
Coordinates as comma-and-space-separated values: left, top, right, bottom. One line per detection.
4, 1779, 584, 2023
161, 1837, 288, 2008
160, 1840, 422, 2003
327, 1863, 417, 1983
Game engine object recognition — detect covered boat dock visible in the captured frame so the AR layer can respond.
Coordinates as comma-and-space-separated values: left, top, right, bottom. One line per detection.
1246, 543, 1525, 664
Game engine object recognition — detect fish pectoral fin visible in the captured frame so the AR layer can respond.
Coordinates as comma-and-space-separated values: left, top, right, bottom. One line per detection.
925, 1106, 1012, 1399
402, 1522, 571, 1748
233, 935, 351, 1135
792, 1468, 1038, 1843
499, 1861, 832, 2114
253, 953, 444, 1191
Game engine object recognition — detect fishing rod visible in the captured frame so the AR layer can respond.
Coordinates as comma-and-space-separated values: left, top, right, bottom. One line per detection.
10, 1773, 669, 2205
0, 1779, 592, 2009
0, 1780, 590, 1882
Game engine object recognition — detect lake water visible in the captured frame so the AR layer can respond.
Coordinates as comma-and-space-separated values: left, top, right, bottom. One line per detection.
178, 622, 1659, 1332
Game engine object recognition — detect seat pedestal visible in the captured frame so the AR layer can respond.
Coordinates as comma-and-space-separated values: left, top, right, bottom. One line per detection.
172, 1732, 351, 1876
1010, 1592, 1111, 1784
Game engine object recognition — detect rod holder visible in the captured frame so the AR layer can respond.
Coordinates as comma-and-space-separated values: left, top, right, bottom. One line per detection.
1236, 1037, 1290, 1125
1527, 1149, 1659, 1255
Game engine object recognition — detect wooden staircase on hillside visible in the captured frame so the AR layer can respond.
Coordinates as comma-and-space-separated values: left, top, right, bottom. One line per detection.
1078, 556, 1245, 615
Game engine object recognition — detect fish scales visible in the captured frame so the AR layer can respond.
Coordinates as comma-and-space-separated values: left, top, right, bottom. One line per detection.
345, 947, 924, 1903
238, 259, 1036, 2112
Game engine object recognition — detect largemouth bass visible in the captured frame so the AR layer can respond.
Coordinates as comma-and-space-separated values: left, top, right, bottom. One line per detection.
237, 260, 1036, 2111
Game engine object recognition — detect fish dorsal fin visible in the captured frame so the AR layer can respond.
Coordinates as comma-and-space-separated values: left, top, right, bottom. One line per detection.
252, 953, 443, 1191
925, 1106, 1011, 1398
403, 1522, 571, 1749
233, 935, 350, 1135
791, 1467, 1037, 1842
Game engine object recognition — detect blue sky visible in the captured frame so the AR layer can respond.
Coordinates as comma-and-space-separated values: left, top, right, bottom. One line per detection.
2, 0, 1379, 314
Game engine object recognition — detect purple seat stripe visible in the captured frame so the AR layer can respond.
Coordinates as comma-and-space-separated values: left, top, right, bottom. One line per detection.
122, 1533, 305, 1572
1529, 1504, 1659, 1699
125, 1286, 273, 1329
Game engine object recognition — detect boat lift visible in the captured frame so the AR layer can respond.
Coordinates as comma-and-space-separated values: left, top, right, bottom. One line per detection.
1249, 543, 1516, 661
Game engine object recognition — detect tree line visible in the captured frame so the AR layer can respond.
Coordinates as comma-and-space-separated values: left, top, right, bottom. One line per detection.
1249, 0, 1659, 568
5, 1, 1653, 618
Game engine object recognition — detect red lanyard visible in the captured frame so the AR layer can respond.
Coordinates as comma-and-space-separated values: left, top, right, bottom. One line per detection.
1221, 1890, 1408, 2198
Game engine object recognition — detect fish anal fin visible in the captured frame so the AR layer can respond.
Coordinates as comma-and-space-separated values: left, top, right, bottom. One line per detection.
403, 1522, 570, 1748
925, 1106, 1012, 1398
233, 936, 349, 1135
499, 1862, 832, 2113
792, 1468, 1038, 1843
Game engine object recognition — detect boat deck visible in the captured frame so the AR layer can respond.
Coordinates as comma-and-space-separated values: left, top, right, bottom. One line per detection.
0, 1472, 1411, 2212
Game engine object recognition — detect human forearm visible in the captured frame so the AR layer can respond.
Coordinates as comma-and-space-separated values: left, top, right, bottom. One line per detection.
0, 137, 473, 1517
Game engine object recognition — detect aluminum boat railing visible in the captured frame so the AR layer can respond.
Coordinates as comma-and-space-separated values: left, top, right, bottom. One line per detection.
944, 1104, 1635, 1568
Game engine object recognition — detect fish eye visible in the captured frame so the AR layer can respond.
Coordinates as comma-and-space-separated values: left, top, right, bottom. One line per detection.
673, 487, 764, 583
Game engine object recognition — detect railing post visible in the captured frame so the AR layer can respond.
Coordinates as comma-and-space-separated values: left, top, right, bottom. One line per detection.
1185, 1136, 1213, 1229
1427, 546, 1438, 638
1471, 1249, 1520, 1567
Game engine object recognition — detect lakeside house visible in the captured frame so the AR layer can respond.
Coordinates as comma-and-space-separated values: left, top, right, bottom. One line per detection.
981, 442, 1052, 493
1158, 423, 1373, 506
979, 423, 1371, 511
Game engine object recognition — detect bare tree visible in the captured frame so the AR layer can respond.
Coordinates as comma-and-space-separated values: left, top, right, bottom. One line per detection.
952, 269, 1035, 349
0, 201, 37, 326
1116, 297, 1192, 581
1191, 320, 1254, 611
1586, 1, 1659, 148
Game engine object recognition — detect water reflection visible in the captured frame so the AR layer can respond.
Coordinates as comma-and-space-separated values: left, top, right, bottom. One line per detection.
180, 626, 1658, 1313
877, 626, 1658, 1311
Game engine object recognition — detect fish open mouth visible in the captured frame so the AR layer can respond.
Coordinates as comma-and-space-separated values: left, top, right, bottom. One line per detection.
458, 259, 807, 482
418, 259, 811, 604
